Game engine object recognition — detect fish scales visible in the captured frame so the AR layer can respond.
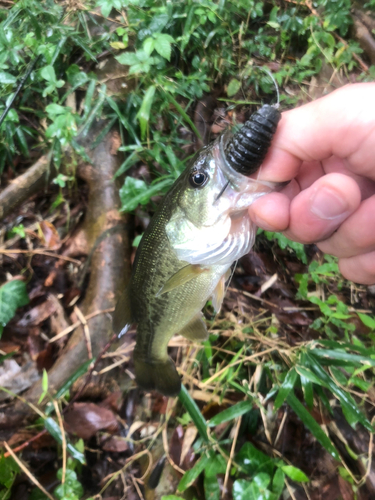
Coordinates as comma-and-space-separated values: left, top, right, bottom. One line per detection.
113, 104, 283, 396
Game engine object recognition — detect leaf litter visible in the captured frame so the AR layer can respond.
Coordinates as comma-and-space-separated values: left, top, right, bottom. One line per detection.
1, 2, 375, 500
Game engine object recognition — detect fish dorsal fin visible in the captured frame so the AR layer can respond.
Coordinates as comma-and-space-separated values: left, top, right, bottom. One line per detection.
178, 313, 208, 341
156, 264, 207, 297
113, 286, 132, 336
211, 274, 226, 313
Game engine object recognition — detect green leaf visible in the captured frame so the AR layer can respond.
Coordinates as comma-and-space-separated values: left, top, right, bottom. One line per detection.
235, 443, 274, 477
154, 33, 174, 61
46, 103, 66, 117
233, 478, 277, 500
177, 454, 210, 492
40, 65, 56, 83
53, 359, 94, 402
306, 352, 373, 431
116, 51, 140, 66
143, 37, 155, 56
38, 369, 49, 404
271, 468, 285, 496
296, 366, 325, 386
227, 78, 241, 97
136, 85, 156, 140
274, 368, 298, 410
0, 280, 29, 337
300, 373, 314, 410
44, 418, 86, 464
42, 369, 48, 393
204, 474, 220, 500
164, 92, 202, 140
0, 455, 19, 488
205, 454, 226, 477
358, 313, 375, 330
209, 399, 253, 426
178, 384, 209, 443
310, 348, 375, 367
286, 392, 340, 460
0, 72, 16, 84
281, 465, 309, 482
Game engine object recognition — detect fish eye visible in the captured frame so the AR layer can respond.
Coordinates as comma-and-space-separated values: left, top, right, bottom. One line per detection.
189, 171, 209, 188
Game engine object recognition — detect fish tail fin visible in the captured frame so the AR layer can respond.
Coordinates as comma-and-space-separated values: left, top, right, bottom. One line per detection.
133, 355, 181, 397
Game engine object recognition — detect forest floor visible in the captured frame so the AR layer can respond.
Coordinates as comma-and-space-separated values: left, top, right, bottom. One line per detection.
1, 1, 375, 500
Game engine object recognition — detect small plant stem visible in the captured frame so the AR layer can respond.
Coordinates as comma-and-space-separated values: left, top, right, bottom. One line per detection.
222, 415, 242, 498
49, 307, 115, 343
0, 248, 81, 264
66, 333, 118, 406
74, 305, 93, 361
3, 441, 55, 500
3, 429, 47, 458
53, 401, 66, 484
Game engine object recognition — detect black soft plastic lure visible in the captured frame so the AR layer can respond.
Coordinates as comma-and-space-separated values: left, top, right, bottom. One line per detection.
224, 104, 281, 176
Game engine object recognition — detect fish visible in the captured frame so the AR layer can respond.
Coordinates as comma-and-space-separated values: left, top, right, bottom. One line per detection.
113, 104, 285, 397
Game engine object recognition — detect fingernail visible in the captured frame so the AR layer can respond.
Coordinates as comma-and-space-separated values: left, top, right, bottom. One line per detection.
310, 187, 349, 220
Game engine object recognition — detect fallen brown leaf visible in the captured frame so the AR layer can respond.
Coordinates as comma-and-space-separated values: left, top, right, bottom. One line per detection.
64, 402, 119, 440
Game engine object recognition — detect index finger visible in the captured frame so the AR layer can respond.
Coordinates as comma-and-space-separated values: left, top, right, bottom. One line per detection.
258, 82, 375, 183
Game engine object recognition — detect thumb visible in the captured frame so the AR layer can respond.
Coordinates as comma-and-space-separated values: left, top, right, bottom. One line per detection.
284, 173, 361, 244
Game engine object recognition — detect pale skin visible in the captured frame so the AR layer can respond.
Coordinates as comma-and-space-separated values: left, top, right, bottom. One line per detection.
248, 83, 375, 285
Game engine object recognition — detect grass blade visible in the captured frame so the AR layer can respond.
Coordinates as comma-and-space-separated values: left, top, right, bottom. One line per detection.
286, 391, 340, 461
209, 399, 253, 427
178, 384, 209, 443
44, 417, 86, 464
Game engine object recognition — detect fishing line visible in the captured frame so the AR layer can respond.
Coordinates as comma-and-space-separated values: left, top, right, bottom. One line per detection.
225, 260, 238, 294
214, 180, 230, 204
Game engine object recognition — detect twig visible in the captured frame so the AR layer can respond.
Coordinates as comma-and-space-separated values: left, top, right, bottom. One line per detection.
0, 248, 81, 264
285, 478, 298, 500
222, 416, 242, 498
130, 474, 144, 500
74, 305, 92, 360
95, 356, 130, 375
162, 425, 185, 475
53, 401, 66, 484
67, 333, 118, 406
3, 441, 55, 500
201, 346, 276, 387
0, 56, 40, 128
228, 287, 280, 309
274, 409, 288, 447
362, 417, 374, 485
3, 429, 47, 458
49, 307, 115, 343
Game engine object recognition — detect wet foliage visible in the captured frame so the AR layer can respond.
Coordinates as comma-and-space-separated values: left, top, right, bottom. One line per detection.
1, 0, 375, 499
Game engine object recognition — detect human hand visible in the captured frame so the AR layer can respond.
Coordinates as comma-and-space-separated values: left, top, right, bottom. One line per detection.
248, 83, 375, 285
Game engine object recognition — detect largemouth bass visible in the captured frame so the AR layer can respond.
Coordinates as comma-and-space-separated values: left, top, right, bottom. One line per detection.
113, 105, 285, 396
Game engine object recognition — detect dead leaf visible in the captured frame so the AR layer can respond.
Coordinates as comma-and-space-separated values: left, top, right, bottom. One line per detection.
0, 359, 39, 401
17, 295, 58, 327
110, 130, 121, 155
338, 475, 355, 500
64, 402, 119, 440
38, 221, 61, 250
100, 434, 129, 453
180, 425, 197, 466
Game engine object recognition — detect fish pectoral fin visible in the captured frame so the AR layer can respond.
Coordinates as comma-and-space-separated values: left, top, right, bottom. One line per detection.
211, 274, 226, 313
156, 264, 207, 297
112, 286, 132, 336
178, 313, 208, 341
